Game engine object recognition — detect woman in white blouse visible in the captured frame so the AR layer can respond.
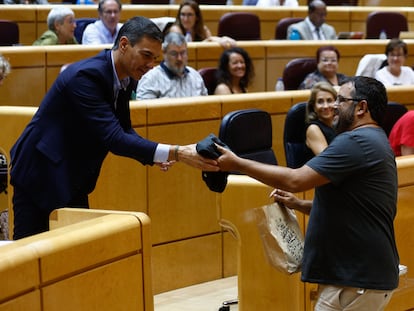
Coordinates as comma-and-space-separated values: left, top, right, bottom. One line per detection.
375, 39, 414, 86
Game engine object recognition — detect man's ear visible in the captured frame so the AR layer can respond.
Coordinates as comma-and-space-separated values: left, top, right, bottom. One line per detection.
358, 100, 368, 113
119, 36, 129, 52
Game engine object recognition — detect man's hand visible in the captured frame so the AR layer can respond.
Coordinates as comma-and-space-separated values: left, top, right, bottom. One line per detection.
177, 144, 219, 171
155, 161, 175, 172
215, 144, 240, 172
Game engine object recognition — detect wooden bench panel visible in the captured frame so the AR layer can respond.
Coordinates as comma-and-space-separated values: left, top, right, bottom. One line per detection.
3, 40, 414, 106
0, 212, 152, 311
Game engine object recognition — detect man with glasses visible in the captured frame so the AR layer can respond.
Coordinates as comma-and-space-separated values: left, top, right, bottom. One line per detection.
136, 32, 207, 99
216, 76, 399, 311
10, 17, 219, 240
82, 0, 123, 45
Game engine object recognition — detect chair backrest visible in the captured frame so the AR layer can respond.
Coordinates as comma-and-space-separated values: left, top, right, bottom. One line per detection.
283, 102, 310, 169
382, 102, 408, 137
217, 12, 261, 40
355, 53, 387, 78
275, 17, 303, 40
282, 58, 317, 90
198, 67, 218, 95
365, 12, 408, 39
0, 20, 19, 46
219, 109, 277, 169
74, 18, 98, 43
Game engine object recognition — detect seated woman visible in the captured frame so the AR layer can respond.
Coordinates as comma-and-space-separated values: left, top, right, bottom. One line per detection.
304, 81, 337, 158
214, 47, 254, 95
299, 45, 347, 90
375, 39, 414, 86
168, 0, 236, 48
272, 82, 336, 211
33, 7, 78, 46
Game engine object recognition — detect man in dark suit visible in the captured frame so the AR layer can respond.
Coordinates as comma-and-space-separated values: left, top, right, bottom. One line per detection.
10, 16, 219, 239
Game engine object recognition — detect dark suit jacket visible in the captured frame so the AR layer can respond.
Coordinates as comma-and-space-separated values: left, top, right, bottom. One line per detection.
10, 49, 158, 213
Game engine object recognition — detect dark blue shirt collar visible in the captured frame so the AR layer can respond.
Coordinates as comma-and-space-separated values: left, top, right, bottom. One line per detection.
160, 61, 189, 79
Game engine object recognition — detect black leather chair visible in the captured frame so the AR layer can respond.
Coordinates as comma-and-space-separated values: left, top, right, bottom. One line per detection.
217, 108, 277, 309
365, 12, 408, 39
74, 18, 97, 43
219, 109, 277, 168
217, 12, 261, 40
198, 67, 218, 95
0, 20, 19, 46
382, 102, 408, 137
282, 58, 317, 90
283, 102, 310, 169
274, 17, 303, 40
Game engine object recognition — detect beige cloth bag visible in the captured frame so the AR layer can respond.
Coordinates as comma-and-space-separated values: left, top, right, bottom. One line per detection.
254, 202, 304, 274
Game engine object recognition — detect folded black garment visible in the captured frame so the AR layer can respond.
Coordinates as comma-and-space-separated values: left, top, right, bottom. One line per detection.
196, 134, 229, 193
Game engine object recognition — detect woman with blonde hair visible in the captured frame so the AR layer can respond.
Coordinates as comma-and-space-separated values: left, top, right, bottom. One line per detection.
305, 81, 337, 157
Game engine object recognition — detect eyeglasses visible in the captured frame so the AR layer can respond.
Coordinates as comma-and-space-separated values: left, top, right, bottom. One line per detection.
320, 58, 338, 63
180, 13, 195, 18
335, 95, 364, 105
167, 50, 187, 58
388, 54, 405, 58
103, 10, 120, 15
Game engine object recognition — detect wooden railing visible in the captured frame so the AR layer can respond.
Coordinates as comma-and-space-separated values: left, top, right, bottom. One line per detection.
2, 40, 414, 107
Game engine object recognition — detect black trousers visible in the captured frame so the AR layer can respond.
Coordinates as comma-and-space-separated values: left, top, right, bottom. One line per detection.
12, 186, 88, 240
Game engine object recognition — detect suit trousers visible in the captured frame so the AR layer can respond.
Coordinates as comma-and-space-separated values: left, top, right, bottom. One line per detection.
13, 186, 89, 240
314, 284, 394, 311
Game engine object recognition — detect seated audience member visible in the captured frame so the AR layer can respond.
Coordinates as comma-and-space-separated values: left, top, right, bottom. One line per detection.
169, 0, 236, 48
375, 39, 414, 86
33, 7, 78, 45
256, 0, 298, 7
389, 110, 414, 156
136, 32, 207, 99
305, 81, 337, 158
214, 47, 254, 95
0, 54, 11, 87
299, 45, 347, 90
82, 0, 123, 45
287, 0, 336, 40
271, 82, 337, 215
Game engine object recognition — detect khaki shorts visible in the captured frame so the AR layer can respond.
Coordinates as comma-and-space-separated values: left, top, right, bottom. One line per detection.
314, 284, 394, 311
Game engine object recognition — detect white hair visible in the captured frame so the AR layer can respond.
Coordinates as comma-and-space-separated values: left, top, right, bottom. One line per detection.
47, 7, 75, 31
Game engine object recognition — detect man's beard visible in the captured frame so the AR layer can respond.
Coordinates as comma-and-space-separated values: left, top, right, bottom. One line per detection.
333, 106, 355, 134
168, 63, 185, 76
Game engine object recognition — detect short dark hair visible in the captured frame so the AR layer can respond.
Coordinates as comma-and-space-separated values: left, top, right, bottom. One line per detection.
316, 45, 340, 62
98, 0, 122, 14
308, 0, 326, 13
385, 38, 408, 56
112, 16, 163, 50
346, 76, 388, 125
